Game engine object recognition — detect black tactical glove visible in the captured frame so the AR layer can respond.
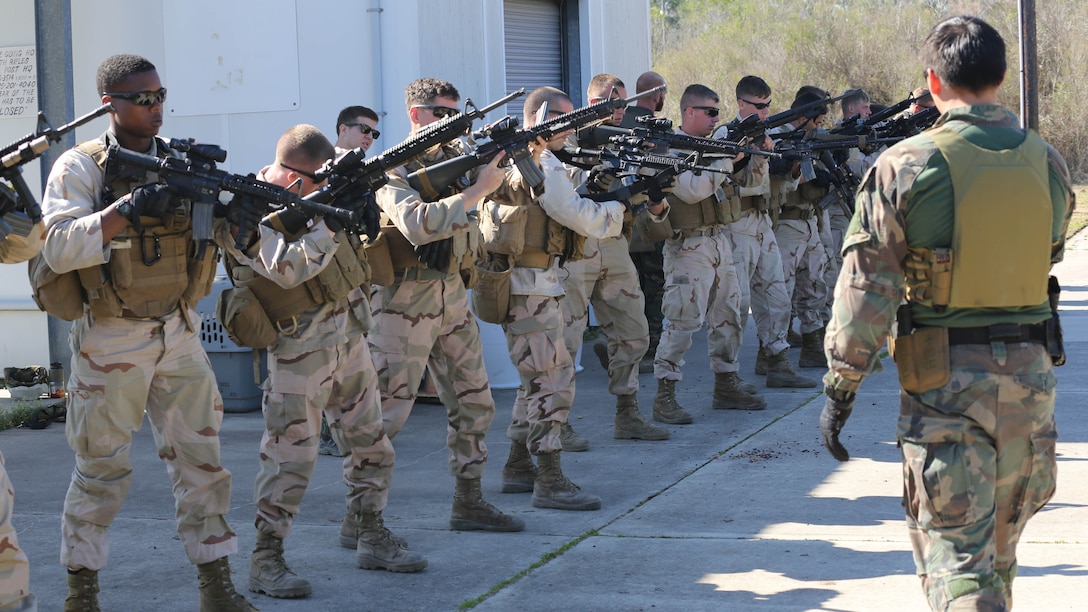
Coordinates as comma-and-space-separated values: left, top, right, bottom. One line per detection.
360, 193, 382, 242
646, 173, 676, 203
322, 213, 345, 234
227, 194, 266, 250
586, 165, 616, 194
820, 388, 856, 461
262, 205, 313, 236
811, 168, 833, 190
415, 237, 453, 271
119, 183, 176, 231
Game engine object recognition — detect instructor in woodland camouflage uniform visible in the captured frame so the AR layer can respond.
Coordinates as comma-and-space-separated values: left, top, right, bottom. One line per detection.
559, 73, 669, 450
0, 198, 43, 612
215, 125, 424, 599
820, 16, 1074, 610
486, 86, 630, 510
369, 78, 523, 532
40, 54, 253, 611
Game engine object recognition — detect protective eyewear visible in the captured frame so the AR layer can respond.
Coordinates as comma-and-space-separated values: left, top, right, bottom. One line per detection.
690, 106, 720, 117
104, 88, 167, 106
740, 98, 772, 110
279, 161, 320, 182
412, 105, 460, 119
344, 122, 380, 139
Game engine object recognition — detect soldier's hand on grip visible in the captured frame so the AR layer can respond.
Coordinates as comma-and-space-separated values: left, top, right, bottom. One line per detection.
646, 173, 676, 203
820, 389, 855, 462
586, 165, 615, 194
126, 183, 176, 223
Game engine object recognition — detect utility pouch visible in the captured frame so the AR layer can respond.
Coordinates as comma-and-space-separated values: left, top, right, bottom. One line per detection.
28, 253, 86, 321
363, 231, 395, 287
471, 256, 512, 325
892, 326, 951, 394
1046, 275, 1065, 366
635, 208, 673, 244
479, 201, 528, 257
217, 285, 277, 349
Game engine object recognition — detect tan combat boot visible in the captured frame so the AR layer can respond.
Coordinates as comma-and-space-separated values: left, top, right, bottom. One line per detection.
787, 317, 803, 348
560, 422, 590, 452
64, 568, 99, 612
197, 557, 258, 612
451, 477, 526, 532
531, 451, 601, 511
798, 327, 828, 368
339, 511, 407, 549
248, 531, 311, 599
712, 372, 767, 410
652, 378, 693, 424
754, 344, 770, 375
500, 442, 537, 493
766, 349, 818, 388
355, 511, 427, 573
614, 394, 669, 440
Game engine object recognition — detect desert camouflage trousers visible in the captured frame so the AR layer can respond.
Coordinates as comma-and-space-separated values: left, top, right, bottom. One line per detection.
0, 451, 32, 609
62, 311, 236, 570
725, 212, 790, 355
820, 208, 850, 324
369, 275, 495, 479
775, 217, 828, 334
898, 342, 1057, 611
654, 228, 743, 380
560, 236, 649, 397
254, 336, 394, 538
503, 294, 572, 454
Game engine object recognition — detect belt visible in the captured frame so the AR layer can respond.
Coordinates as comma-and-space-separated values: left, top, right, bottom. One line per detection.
778, 206, 814, 221
678, 225, 724, 239
942, 323, 1047, 346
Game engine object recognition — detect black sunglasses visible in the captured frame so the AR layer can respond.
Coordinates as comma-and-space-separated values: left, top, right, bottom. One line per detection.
279, 161, 320, 182
412, 104, 460, 119
690, 105, 720, 117
344, 122, 380, 139
104, 88, 167, 106
740, 98, 772, 110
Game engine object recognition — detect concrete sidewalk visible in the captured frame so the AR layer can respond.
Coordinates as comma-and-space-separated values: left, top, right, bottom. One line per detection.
4, 238, 1087, 611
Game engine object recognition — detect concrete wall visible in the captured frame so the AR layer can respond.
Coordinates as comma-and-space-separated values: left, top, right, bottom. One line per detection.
0, 0, 650, 371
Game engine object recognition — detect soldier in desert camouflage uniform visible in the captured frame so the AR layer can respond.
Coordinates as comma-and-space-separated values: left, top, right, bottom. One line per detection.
819, 16, 1074, 610
214, 125, 423, 600
40, 54, 253, 612
369, 78, 523, 533
488, 86, 633, 510
559, 73, 669, 450
0, 195, 42, 612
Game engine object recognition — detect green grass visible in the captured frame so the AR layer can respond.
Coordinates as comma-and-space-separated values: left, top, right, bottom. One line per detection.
0, 400, 40, 431
1070, 185, 1088, 239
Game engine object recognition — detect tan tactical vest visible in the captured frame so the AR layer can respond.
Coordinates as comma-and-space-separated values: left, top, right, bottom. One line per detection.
665, 182, 738, 231
906, 127, 1051, 309
224, 228, 370, 326
50, 136, 217, 319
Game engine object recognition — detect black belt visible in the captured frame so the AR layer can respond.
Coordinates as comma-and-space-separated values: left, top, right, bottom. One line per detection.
943, 323, 1047, 346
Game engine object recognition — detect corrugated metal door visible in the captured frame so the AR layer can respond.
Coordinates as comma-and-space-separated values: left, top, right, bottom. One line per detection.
504, 0, 563, 118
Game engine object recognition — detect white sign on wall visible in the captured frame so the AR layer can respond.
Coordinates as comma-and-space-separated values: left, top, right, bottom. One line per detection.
162, 0, 301, 117
0, 45, 37, 119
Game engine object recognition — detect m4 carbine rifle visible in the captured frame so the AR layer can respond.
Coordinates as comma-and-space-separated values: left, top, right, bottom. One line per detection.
405, 86, 666, 196
722, 90, 855, 145
587, 115, 776, 160
1, 103, 113, 240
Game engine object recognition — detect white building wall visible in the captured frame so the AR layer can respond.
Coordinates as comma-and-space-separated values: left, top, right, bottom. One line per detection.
0, 0, 650, 370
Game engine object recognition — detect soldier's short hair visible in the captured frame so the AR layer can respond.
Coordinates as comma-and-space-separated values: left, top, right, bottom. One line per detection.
336, 105, 379, 133
921, 15, 1006, 93
96, 54, 157, 94
524, 86, 570, 123
636, 71, 666, 94
680, 84, 718, 110
588, 73, 625, 100
840, 88, 870, 116
792, 87, 829, 115
275, 124, 335, 169
736, 76, 771, 100
404, 78, 460, 108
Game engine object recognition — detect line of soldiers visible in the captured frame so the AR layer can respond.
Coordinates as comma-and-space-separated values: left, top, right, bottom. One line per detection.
2, 17, 1025, 608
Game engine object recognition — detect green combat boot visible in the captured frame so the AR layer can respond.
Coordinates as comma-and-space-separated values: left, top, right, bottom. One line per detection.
531, 452, 602, 511
560, 422, 590, 452
450, 478, 526, 532
712, 372, 767, 410
339, 511, 407, 549
614, 394, 669, 440
652, 378, 693, 424
355, 511, 428, 573
798, 328, 828, 368
766, 349, 818, 388
197, 557, 258, 612
501, 442, 537, 493
64, 568, 99, 612
248, 531, 311, 599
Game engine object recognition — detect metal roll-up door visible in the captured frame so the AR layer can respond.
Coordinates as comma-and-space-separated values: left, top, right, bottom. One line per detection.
504, 0, 563, 118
